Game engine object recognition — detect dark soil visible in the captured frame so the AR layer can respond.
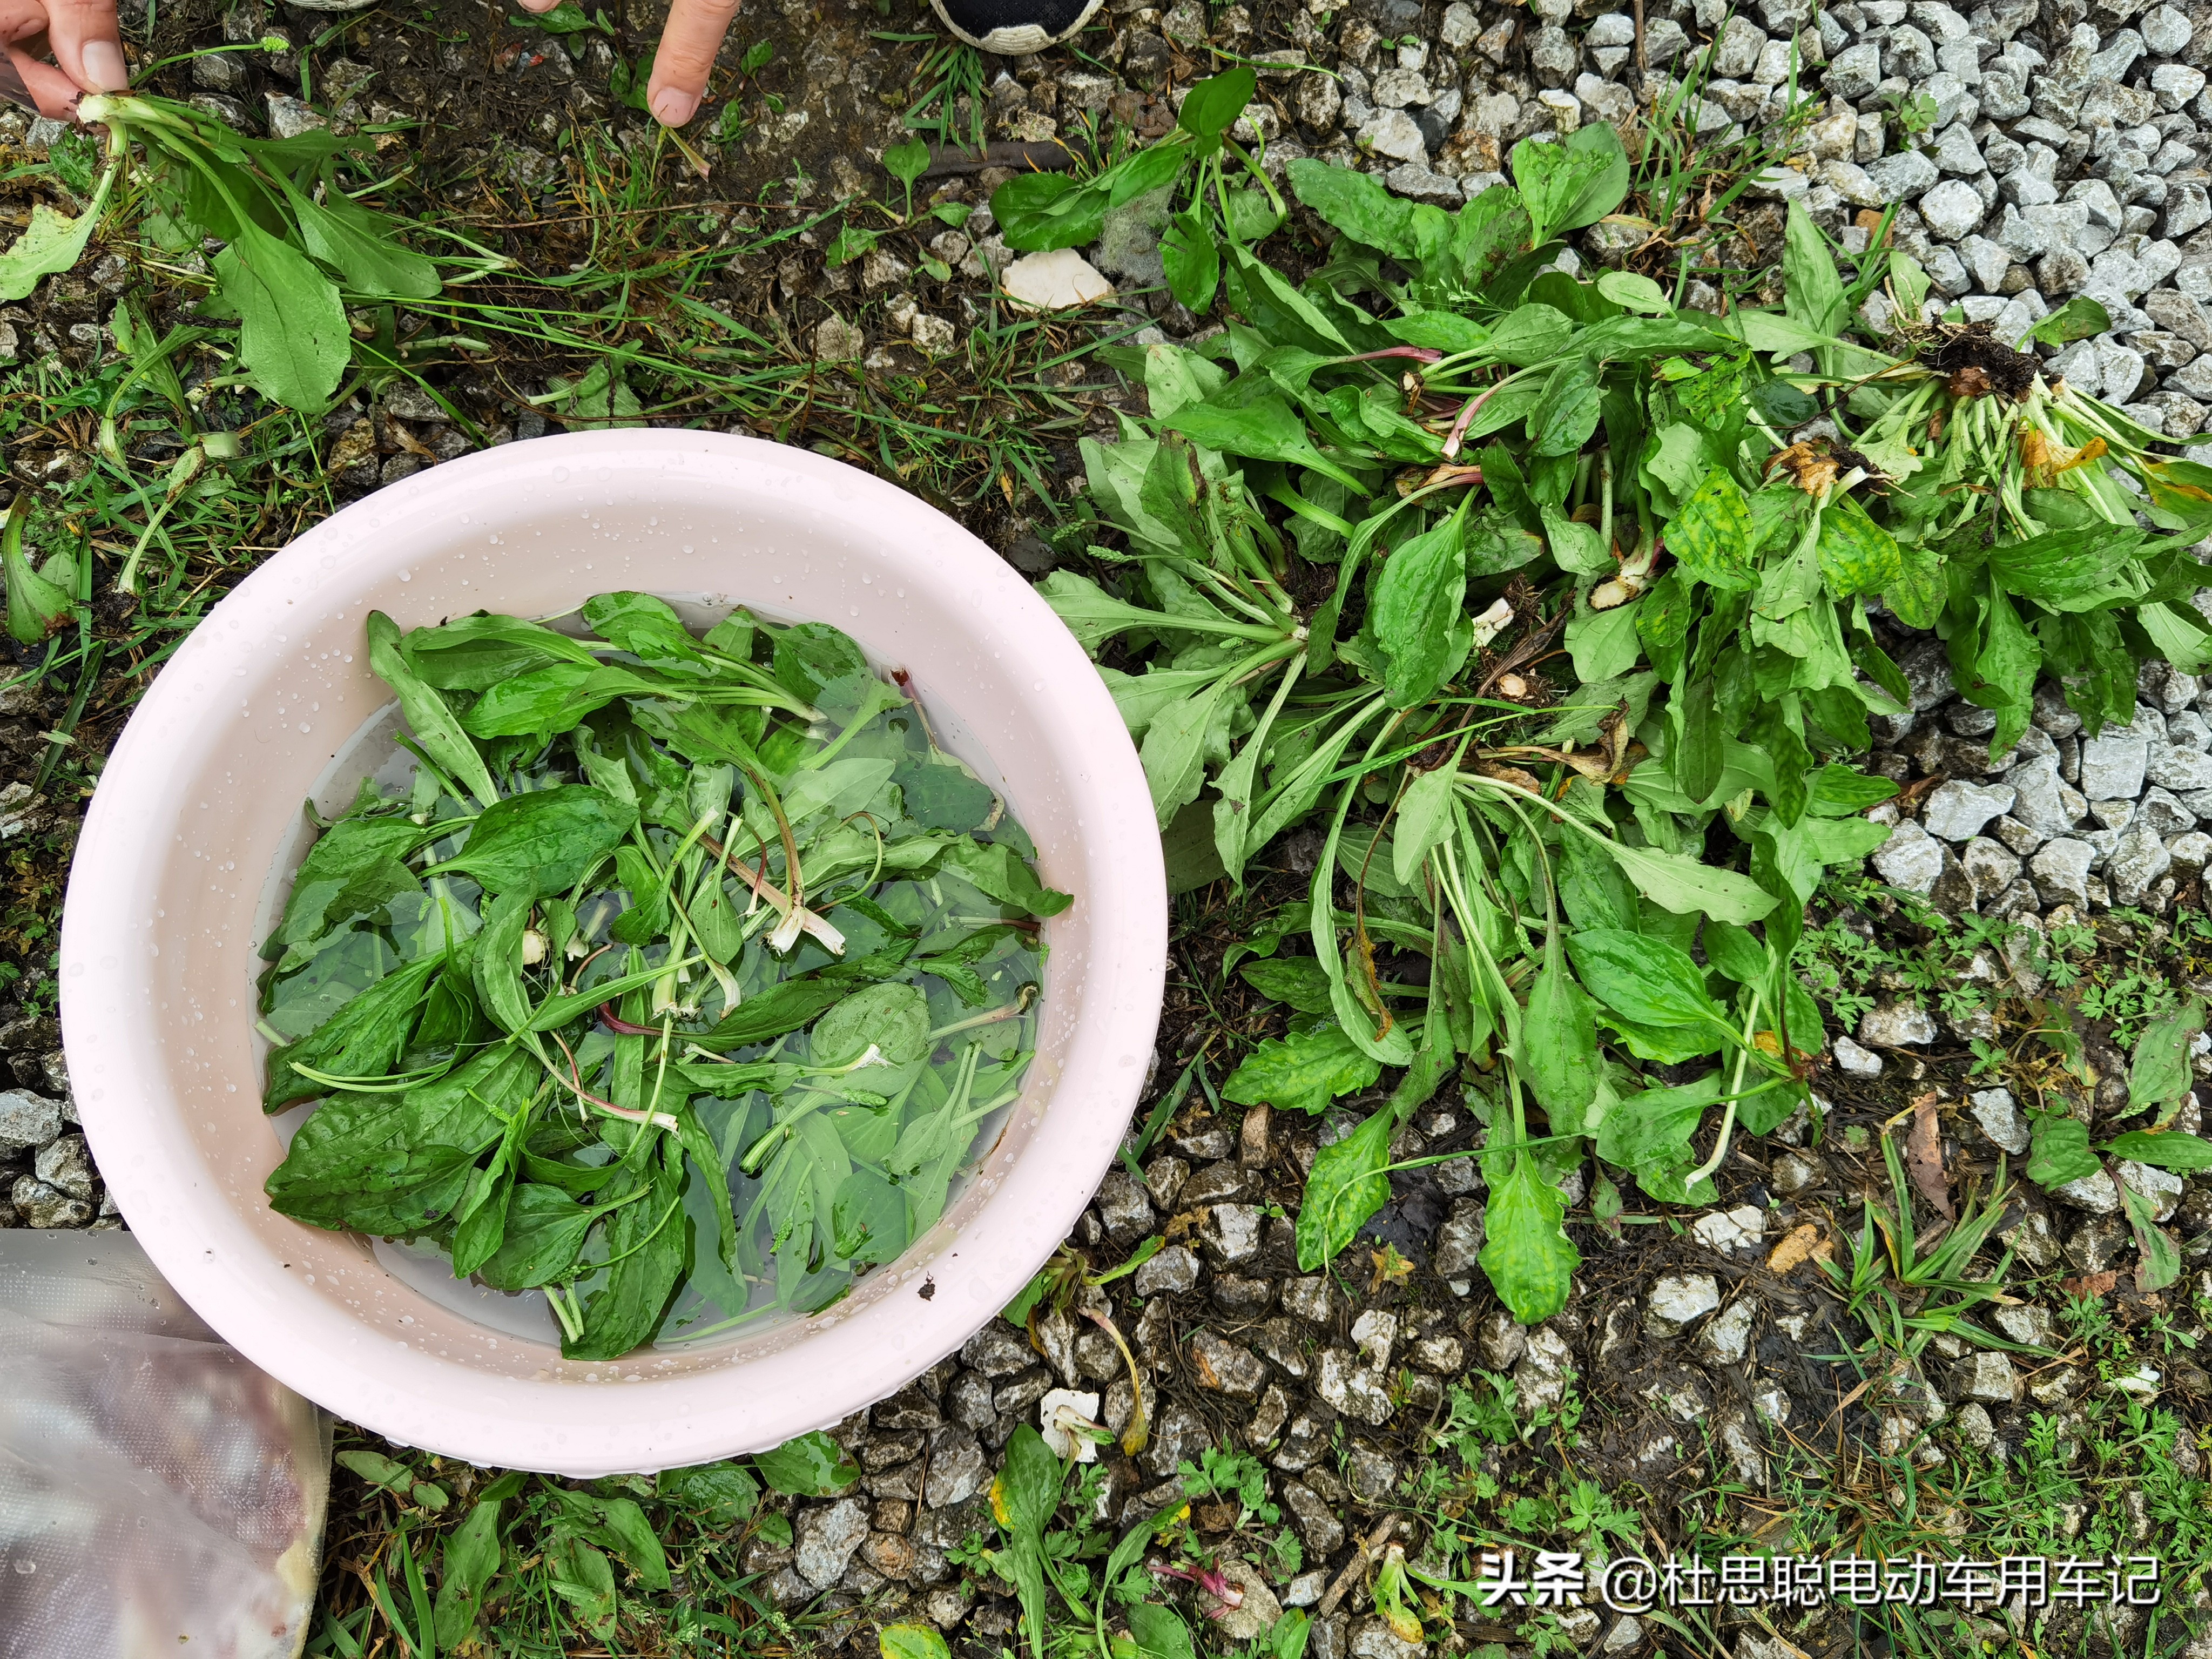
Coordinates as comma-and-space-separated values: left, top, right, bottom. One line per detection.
1925, 320, 2042, 402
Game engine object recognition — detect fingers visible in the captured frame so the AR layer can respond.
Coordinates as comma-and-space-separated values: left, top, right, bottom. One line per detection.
4, 46, 82, 118
646, 0, 739, 127
41, 0, 127, 92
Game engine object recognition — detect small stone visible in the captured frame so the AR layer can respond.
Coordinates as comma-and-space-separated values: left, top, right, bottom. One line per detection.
1143, 1402, 1213, 1480
1647, 1272, 1722, 1336
813, 315, 864, 362
862, 248, 912, 292
10, 1177, 91, 1228
1355, 108, 1427, 163
1924, 778, 2018, 842
995, 1368, 1055, 1418
1691, 1206, 1766, 1254
1201, 1203, 1264, 1265
2116, 1159, 2184, 1222
1695, 1299, 1757, 1364
1346, 1444, 1400, 1506
1872, 820, 1946, 893
1477, 1313, 1527, 1371
2149, 744, 2212, 792
2139, 787, 2196, 837
1350, 1620, 1424, 1659
1970, 1088, 2031, 1154
1957, 1351, 2020, 1405
266, 92, 329, 140
2150, 63, 2206, 112
1095, 1171, 1154, 1242
1181, 1161, 1253, 1208
1382, 163, 1466, 205
1253, 1319, 1309, 1380
922, 1429, 989, 1507
795, 1498, 871, 1588
1993, 1303, 2054, 1347
962, 1324, 1035, 1379
1280, 1276, 1337, 1324
1859, 1001, 1939, 1047
1350, 1309, 1397, 1368
1833, 1034, 1885, 1077
1920, 177, 1988, 239
2170, 831, 2212, 881
1410, 1334, 1465, 1373
1296, 75, 1343, 131
1213, 1559, 1283, 1642
32, 1134, 93, 1202
2147, 290, 2212, 351
1370, 68, 1432, 107
1316, 1348, 1394, 1424
1963, 835, 2023, 898
861, 1530, 918, 1581
1931, 125, 1985, 177
1001, 248, 1114, 311
1771, 1149, 1826, 1195
1432, 1198, 1484, 1282
1249, 1383, 1293, 1446
2141, 2, 2192, 53
1515, 1327, 1576, 1411
1142, 1155, 1189, 1212
2051, 1168, 2122, 1214
945, 1371, 996, 1431
1191, 1330, 1269, 1397
0, 1089, 63, 1151
1826, 41, 1882, 99
1866, 148, 1941, 201
2107, 820, 2173, 906
1282, 1480, 1346, 1555
1134, 1244, 1199, 1298
2080, 727, 2150, 799
1529, 25, 1581, 86
1712, 14, 1769, 75
2031, 838, 2095, 908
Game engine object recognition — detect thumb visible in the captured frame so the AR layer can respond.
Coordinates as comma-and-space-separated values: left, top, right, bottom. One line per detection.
42, 0, 127, 93
646, 0, 739, 127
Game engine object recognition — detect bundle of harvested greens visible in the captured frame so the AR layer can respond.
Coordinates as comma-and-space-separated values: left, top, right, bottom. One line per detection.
257, 593, 1067, 1359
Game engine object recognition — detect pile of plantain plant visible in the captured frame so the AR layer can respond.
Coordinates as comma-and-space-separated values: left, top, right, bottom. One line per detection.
1008, 82, 2212, 1321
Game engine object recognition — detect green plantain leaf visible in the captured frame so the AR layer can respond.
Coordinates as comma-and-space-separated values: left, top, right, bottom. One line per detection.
1223, 1021, 1382, 1115
1294, 1107, 1394, 1270
1478, 1150, 1579, 1323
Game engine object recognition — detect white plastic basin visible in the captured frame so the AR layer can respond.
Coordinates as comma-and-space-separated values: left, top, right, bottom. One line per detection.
60, 430, 1164, 1476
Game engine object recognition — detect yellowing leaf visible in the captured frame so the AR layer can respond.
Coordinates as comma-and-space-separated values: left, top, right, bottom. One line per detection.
1816, 496, 1905, 597
1667, 467, 1758, 590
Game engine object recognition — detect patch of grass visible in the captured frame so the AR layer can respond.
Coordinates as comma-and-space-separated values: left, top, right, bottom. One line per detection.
889, 33, 989, 154
307, 1429, 827, 1658
1621, 31, 1822, 305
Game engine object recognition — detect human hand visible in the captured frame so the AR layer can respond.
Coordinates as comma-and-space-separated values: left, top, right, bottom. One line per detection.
0, 0, 127, 119
512, 0, 736, 128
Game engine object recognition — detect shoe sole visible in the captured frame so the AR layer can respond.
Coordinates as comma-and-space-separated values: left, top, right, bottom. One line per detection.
927, 0, 1107, 56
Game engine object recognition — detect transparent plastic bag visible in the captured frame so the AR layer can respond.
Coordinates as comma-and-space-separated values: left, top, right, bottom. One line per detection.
0, 1230, 331, 1659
